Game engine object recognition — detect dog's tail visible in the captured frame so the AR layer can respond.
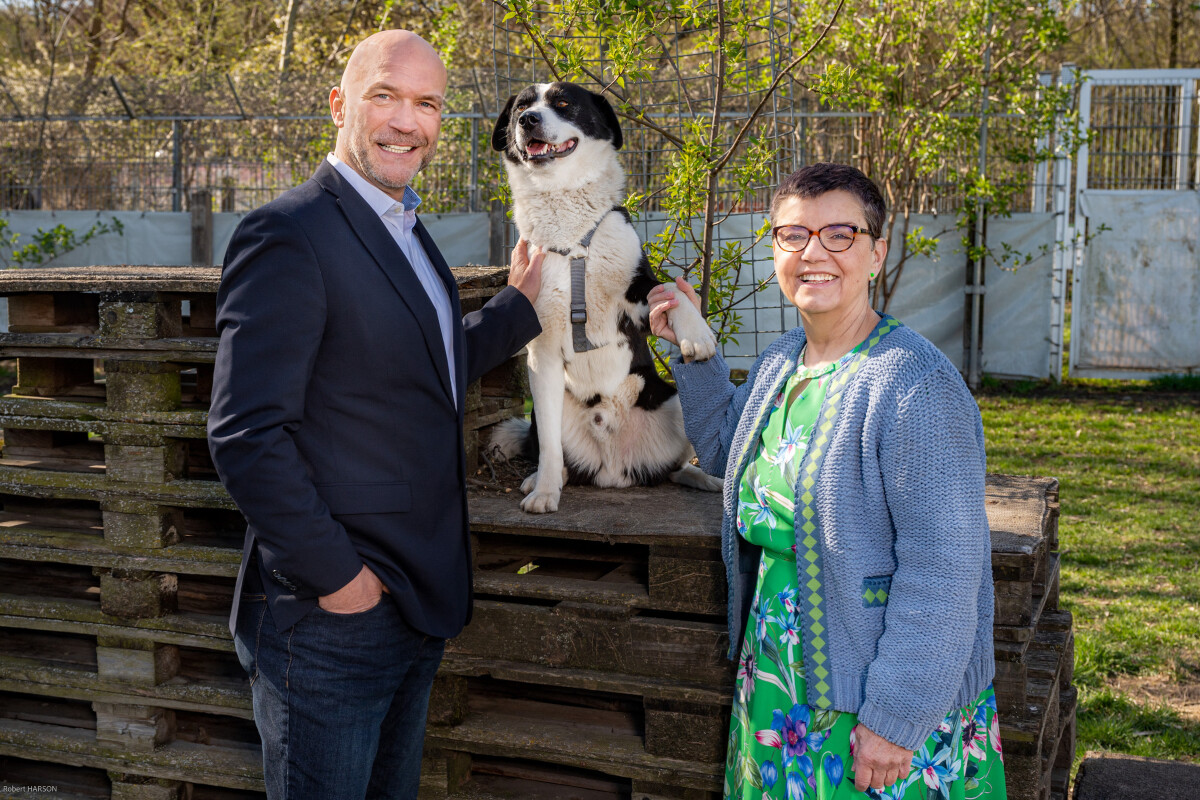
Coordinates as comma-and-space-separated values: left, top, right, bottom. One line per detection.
487, 416, 531, 463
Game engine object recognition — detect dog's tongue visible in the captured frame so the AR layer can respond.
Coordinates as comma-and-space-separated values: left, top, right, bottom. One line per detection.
527, 142, 551, 156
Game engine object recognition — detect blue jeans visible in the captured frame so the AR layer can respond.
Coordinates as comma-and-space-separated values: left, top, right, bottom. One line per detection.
234, 589, 446, 799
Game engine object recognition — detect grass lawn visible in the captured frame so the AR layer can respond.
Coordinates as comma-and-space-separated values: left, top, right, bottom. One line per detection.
977, 376, 1200, 764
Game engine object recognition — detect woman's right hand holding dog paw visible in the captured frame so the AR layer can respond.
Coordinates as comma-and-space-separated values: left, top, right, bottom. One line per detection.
649, 277, 714, 363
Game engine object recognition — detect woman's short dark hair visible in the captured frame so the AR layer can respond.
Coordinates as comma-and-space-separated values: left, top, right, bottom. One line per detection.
770, 163, 886, 239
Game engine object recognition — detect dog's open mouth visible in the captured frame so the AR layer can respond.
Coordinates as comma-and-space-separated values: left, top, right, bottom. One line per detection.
524, 138, 578, 162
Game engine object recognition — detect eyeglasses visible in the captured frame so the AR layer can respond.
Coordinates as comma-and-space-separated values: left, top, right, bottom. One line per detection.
772, 224, 871, 253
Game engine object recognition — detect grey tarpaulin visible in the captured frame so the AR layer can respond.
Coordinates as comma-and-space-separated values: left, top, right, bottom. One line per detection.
1073, 191, 1200, 377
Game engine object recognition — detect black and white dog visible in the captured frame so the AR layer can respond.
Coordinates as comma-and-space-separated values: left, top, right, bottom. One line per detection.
489, 81, 720, 514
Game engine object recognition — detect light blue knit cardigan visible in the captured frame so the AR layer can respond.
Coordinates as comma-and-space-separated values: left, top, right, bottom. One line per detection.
672, 314, 995, 751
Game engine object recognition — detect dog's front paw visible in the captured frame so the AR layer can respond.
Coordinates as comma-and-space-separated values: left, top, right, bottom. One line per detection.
520, 471, 539, 495
679, 328, 718, 362
668, 302, 719, 362
520, 489, 560, 514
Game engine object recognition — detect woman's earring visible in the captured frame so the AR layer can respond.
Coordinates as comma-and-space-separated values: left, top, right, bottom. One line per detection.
869, 272, 875, 279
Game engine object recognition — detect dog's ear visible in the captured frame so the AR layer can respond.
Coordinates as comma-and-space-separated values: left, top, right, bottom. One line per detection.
591, 91, 623, 151
492, 94, 518, 152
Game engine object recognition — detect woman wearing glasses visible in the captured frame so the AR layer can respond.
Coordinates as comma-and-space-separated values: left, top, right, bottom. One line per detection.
649, 163, 1006, 800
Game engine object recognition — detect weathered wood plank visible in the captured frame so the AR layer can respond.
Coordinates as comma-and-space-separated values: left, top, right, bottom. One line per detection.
0, 596, 232, 651
425, 707, 722, 793
0, 526, 238, 576
438, 655, 730, 707
0, 337, 217, 364
0, 655, 250, 718
0, 396, 207, 428
0, 414, 206, 443
0, 466, 236, 509
0, 268, 222, 295
0, 718, 262, 791
447, 601, 730, 685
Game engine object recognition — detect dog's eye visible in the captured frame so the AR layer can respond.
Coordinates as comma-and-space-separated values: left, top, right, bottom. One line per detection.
555, 100, 569, 109
515, 102, 528, 111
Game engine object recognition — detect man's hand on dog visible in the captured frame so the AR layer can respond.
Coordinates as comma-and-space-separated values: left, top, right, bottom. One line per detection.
509, 239, 544, 304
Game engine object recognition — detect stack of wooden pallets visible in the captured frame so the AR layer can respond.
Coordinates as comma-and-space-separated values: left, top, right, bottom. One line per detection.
0, 266, 523, 799
987, 476, 1076, 800
420, 474, 1074, 800
0, 266, 1074, 800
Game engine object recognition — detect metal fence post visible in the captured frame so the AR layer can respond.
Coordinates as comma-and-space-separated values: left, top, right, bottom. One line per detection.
172, 120, 183, 213
488, 198, 505, 267
470, 112, 480, 214
190, 190, 213, 266
967, 3, 995, 391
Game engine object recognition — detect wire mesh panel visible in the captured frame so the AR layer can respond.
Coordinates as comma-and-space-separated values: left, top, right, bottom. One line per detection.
491, 1, 800, 361
1083, 77, 1199, 191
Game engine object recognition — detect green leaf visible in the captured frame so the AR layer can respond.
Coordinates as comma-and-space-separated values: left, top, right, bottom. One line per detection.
810, 708, 841, 732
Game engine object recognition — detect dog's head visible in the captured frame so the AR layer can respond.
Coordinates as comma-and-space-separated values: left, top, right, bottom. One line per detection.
491, 82, 623, 171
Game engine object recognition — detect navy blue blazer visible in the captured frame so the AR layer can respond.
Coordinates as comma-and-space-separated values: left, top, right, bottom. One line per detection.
209, 161, 540, 637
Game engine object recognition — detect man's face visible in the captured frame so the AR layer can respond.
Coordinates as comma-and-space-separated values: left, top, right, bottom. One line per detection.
331, 36, 446, 200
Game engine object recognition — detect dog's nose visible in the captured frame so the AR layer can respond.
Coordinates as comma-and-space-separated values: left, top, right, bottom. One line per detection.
518, 111, 541, 129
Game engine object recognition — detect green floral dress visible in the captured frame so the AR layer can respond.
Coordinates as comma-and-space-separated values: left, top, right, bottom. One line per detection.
725, 345, 1008, 800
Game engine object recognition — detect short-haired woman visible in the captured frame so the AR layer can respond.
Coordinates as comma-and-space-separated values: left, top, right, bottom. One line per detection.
649, 163, 1006, 799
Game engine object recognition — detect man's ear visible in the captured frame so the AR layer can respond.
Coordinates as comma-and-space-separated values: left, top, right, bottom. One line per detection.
591, 91, 623, 151
492, 95, 518, 152
329, 86, 345, 128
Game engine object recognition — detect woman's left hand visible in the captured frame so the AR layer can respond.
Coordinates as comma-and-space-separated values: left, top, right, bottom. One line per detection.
850, 723, 914, 794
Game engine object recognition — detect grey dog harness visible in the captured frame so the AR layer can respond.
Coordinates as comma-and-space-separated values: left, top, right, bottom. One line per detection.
547, 206, 625, 353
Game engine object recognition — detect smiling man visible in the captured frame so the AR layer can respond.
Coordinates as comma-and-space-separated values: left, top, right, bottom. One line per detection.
208, 30, 542, 800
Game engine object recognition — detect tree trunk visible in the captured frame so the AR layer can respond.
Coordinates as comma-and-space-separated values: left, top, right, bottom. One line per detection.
279, 0, 301, 75
1167, 0, 1181, 68
83, 0, 107, 82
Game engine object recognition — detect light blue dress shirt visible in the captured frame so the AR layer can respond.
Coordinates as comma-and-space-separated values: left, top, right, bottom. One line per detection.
326, 153, 458, 404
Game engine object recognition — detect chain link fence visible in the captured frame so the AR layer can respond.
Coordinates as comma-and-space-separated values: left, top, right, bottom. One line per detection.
0, 70, 499, 214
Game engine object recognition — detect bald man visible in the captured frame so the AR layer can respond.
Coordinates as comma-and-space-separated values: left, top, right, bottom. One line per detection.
209, 31, 542, 798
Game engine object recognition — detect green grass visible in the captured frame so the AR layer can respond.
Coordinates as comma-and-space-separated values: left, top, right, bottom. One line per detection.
977, 380, 1200, 763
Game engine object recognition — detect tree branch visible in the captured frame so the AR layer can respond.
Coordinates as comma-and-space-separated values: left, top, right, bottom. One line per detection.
711, 0, 847, 173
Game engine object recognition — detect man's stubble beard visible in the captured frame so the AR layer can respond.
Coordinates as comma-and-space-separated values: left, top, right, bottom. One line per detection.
350, 137, 438, 194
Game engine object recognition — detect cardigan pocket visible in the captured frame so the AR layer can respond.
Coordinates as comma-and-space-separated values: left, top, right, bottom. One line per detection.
862, 575, 893, 608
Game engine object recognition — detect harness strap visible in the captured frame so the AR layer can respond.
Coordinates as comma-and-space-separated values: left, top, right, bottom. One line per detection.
547, 205, 626, 353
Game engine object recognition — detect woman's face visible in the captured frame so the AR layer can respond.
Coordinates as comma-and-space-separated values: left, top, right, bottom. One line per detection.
773, 191, 886, 323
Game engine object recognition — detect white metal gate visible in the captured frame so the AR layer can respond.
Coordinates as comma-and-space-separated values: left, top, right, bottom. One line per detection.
1069, 69, 1200, 378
